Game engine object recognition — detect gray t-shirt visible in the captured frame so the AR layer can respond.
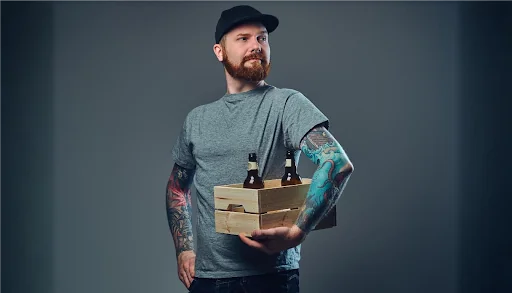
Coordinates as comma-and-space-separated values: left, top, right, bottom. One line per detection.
171, 84, 329, 278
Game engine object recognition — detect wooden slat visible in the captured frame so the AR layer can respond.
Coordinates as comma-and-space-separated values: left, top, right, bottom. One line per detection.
259, 179, 311, 213
258, 179, 282, 188
214, 186, 260, 213
214, 206, 337, 236
214, 178, 312, 213
260, 208, 301, 230
214, 210, 260, 236
258, 183, 310, 213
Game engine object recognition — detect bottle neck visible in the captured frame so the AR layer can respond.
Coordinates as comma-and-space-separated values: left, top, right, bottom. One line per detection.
285, 166, 296, 173
247, 169, 259, 175
248, 161, 258, 169
285, 158, 296, 169
247, 160, 260, 175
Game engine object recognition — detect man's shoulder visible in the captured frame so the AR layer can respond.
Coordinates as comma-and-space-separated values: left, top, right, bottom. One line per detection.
267, 85, 302, 97
266, 85, 313, 105
183, 99, 223, 121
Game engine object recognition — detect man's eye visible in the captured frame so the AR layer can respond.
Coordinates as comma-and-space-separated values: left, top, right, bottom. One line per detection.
238, 37, 247, 41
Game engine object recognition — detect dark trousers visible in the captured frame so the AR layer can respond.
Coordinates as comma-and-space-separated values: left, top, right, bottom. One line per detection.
188, 269, 300, 293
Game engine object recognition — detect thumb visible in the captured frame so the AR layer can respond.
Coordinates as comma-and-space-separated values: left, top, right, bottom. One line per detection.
252, 227, 284, 239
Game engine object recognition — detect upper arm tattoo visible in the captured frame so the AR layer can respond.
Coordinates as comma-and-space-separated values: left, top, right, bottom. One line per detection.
166, 163, 195, 256
295, 125, 354, 233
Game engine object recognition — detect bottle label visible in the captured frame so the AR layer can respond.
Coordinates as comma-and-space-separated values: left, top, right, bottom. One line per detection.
286, 159, 292, 167
248, 162, 258, 170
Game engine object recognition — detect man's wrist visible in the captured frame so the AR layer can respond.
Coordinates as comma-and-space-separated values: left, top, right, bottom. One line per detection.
290, 225, 307, 243
176, 248, 195, 258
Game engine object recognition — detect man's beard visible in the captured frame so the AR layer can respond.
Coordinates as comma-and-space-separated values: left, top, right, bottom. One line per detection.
222, 50, 271, 82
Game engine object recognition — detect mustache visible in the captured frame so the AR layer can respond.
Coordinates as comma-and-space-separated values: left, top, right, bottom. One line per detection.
242, 53, 267, 63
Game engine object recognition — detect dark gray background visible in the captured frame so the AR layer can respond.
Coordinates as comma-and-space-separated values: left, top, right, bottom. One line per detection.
2, 1, 511, 293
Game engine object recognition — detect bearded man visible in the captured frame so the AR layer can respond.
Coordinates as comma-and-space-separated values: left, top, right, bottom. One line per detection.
166, 5, 354, 293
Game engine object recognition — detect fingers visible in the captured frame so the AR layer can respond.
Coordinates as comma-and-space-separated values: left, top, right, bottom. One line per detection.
251, 228, 280, 240
178, 259, 195, 289
184, 260, 194, 287
251, 229, 266, 239
177, 251, 196, 289
239, 233, 272, 254
190, 260, 195, 278
179, 271, 190, 289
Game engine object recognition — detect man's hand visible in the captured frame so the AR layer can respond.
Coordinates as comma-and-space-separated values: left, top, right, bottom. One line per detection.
239, 225, 306, 255
177, 250, 196, 289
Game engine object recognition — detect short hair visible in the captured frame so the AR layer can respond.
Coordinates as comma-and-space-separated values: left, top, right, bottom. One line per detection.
219, 34, 227, 49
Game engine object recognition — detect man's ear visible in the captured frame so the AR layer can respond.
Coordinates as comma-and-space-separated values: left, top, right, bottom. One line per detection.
213, 44, 224, 62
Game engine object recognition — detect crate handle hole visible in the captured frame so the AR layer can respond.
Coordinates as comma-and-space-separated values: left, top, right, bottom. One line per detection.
227, 204, 246, 213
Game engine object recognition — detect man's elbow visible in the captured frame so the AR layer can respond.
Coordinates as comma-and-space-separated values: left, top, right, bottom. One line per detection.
336, 158, 354, 177
331, 144, 354, 174
344, 160, 354, 174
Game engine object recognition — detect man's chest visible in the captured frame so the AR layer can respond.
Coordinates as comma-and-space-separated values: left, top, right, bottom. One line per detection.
190, 103, 285, 172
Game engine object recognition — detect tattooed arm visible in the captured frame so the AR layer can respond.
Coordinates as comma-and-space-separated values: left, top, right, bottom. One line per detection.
239, 124, 353, 254
295, 125, 354, 234
166, 162, 195, 255
166, 163, 196, 288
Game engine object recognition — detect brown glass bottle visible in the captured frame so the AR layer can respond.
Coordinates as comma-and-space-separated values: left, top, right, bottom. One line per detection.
281, 150, 303, 186
243, 153, 265, 189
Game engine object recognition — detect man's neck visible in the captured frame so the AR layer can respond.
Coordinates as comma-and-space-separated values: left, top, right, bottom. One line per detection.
225, 73, 267, 95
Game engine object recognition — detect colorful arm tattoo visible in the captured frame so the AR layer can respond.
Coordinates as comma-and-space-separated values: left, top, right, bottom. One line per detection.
295, 125, 354, 234
166, 163, 195, 257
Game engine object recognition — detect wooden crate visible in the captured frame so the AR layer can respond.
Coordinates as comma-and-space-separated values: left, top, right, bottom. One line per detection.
214, 178, 337, 236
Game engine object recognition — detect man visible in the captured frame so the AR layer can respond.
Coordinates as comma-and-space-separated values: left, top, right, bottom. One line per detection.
166, 5, 354, 293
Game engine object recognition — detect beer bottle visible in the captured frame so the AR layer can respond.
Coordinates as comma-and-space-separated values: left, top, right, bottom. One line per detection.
243, 153, 265, 189
281, 150, 303, 186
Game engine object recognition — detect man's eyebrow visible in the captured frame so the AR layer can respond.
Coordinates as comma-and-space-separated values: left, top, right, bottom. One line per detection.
236, 31, 269, 37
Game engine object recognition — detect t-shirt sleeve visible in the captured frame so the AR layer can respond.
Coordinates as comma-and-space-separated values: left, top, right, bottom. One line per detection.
282, 92, 330, 150
171, 112, 196, 170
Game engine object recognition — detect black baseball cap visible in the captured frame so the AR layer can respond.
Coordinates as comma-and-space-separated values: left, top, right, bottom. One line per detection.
215, 5, 279, 44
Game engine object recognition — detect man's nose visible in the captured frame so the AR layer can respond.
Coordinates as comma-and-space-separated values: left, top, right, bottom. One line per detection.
249, 37, 262, 53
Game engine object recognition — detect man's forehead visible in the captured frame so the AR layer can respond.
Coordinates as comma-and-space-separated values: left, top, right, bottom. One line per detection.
229, 23, 268, 36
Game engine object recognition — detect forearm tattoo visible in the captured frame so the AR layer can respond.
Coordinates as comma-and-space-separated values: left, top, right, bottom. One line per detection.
166, 164, 195, 257
295, 126, 354, 234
